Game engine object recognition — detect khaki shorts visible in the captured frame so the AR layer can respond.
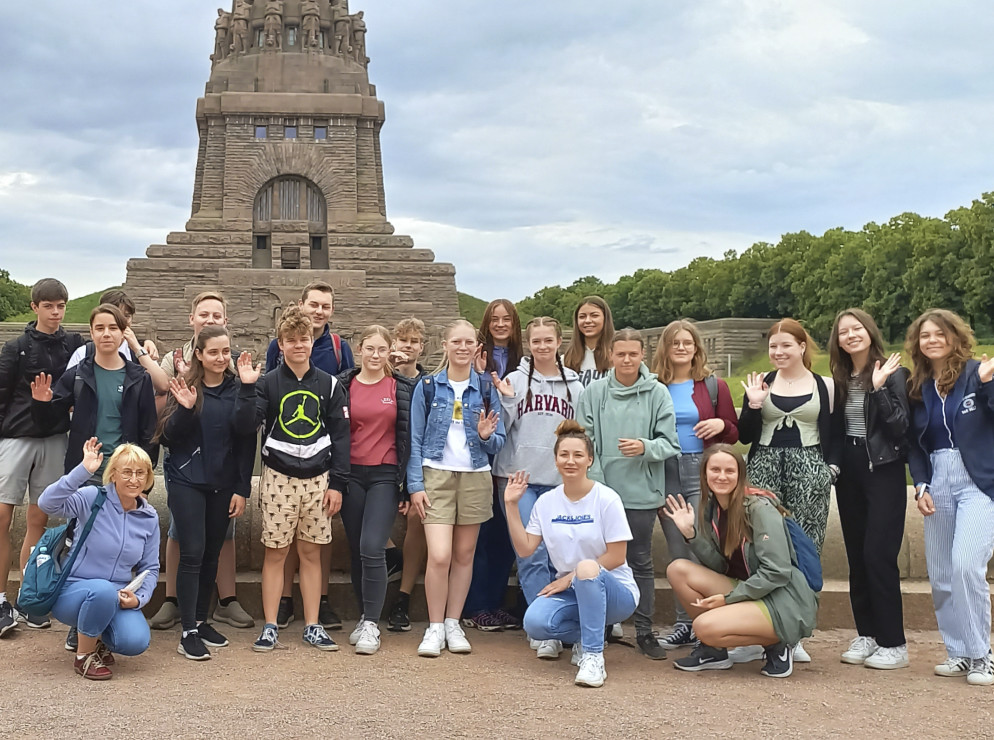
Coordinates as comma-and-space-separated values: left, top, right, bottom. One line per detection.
422, 468, 493, 526
259, 467, 331, 548
0, 435, 68, 506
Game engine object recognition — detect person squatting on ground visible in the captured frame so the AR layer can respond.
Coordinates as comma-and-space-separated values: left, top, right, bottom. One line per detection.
488, 316, 584, 659
651, 319, 739, 651
506, 420, 638, 688
155, 326, 259, 660
906, 309, 994, 686
407, 319, 505, 657
150, 291, 254, 632
249, 304, 350, 653
39, 439, 160, 680
265, 281, 354, 633
664, 445, 818, 679
0, 279, 83, 635
576, 328, 680, 660
461, 299, 525, 633
827, 309, 911, 670
339, 326, 414, 655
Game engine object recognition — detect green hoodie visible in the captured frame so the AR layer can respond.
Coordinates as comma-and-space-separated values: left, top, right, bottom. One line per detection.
688, 492, 818, 646
575, 363, 680, 510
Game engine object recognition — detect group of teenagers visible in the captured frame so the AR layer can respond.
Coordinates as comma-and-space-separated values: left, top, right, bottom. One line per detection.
1, 279, 993, 690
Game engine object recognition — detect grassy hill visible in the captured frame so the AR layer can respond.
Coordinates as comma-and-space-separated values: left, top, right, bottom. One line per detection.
8, 287, 118, 325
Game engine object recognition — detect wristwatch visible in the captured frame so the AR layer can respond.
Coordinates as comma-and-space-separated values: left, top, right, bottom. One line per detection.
135, 347, 148, 358
914, 483, 930, 501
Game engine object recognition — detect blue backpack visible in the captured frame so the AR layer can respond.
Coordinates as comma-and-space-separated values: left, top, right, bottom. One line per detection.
18, 488, 107, 617
783, 516, 823, 593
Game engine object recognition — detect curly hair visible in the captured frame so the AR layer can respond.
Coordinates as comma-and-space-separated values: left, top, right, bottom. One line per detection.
277, 303, 313, 342
905, 309, 975, 400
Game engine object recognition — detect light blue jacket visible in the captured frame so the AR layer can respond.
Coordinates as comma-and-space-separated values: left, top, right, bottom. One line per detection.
406, 369, 505, 493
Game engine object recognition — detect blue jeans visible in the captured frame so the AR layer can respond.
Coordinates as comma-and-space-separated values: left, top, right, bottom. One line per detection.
523, 567, 637, 653
51, 579, 151, 656
463, 478, 518, 616
499, 483, 555, 604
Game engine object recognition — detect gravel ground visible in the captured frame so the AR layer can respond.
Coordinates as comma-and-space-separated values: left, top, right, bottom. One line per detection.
1, 623, 992, 739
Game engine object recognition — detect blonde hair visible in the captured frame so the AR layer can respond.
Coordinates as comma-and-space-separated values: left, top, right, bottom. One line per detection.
393, 317, 427, 343
191, 290, 227, 314
653, 320, 712, 383
103, 444, 155, 494
277, 304, 312, 342
436, 319, 478, 372
358, 324, 394, 376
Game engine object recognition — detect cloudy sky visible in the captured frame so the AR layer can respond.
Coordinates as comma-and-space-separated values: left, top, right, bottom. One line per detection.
3, 1, 994, 303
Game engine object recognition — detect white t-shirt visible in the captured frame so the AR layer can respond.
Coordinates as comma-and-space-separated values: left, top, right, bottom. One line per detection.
526, 481, 639, 601
424, 378, 490, 473
67, 340, 133, 370
577, 347, 607, 388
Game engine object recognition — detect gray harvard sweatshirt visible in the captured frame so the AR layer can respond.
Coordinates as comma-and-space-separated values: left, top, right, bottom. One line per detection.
493, 357, 585, 486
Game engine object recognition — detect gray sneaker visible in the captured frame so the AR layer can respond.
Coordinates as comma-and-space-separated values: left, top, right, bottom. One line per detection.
149, 600, 180, 630
213, 600, 255, 628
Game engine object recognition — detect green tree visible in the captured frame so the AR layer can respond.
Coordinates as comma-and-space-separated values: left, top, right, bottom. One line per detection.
0, 270, 30, 321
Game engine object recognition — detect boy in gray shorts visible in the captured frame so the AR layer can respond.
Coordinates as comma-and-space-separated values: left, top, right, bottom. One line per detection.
0, 279, 83, 635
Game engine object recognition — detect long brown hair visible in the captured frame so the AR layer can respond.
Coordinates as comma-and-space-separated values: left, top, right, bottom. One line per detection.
523, 317, 572, 405
154, 325, 232, 442
768, 318, 815, 370
479, 299, 523, 378
828, 308, 889, 407
905, 309, 975, 401
563, 296, 615, 373
653, 319, 712, 383
698, 445, 751, 557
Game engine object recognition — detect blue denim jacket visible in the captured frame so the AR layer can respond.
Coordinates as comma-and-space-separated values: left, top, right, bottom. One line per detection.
406, 369, 505, 493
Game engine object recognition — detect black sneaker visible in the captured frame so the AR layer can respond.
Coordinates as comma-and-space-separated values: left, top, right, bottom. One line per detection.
0, 602, 16, 638
276, 597, 295, 629
760, 642, 794, 678
196, 622, 229, 648
65, 626, 78, 652
318, 601, 342, 630
658, 622, 696, 650
177, 631, 211, 661
387, 599, 411, 632
673, 643, 733, 672
15, 606, 51, 629
385, 547, 404, 583
637, 632, 668, 660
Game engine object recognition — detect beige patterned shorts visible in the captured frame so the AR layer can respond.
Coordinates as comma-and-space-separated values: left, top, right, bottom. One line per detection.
259, 467, 331, 549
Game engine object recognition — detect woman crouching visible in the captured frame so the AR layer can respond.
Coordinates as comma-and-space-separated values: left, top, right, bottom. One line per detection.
663, 444, 817, 678
504, 420, 638, 688
38, 438, 160, 680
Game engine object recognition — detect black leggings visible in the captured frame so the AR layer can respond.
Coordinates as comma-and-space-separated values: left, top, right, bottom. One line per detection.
340, 464, 399, 623
167, 480, 233, 631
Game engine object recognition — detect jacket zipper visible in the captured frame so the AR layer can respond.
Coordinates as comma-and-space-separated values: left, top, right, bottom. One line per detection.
863, 384, 873, 473
710, 514, 751, 577
109, 503, 129, 578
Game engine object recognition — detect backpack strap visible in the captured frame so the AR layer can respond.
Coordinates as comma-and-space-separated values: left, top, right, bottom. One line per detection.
704, 374, 719, 413
65, 487, 108, 567
84, 341, 95, 361
331, 333, 342, 367
421, 375, 436, 410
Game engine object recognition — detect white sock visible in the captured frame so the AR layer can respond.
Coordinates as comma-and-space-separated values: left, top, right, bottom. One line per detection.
77, 653, 88, 660
429, 621, 444, 629
443, 618, 459, 628
0, 592, 7, 604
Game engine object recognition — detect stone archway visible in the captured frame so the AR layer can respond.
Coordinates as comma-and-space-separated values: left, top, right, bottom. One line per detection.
252, 175, 328, 269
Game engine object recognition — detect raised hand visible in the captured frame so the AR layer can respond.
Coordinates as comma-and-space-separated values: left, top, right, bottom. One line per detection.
174, 356, 191, 377
741, 372, 770, 408
978, 354, 994, 384
477, 409, 499, 440
491, 371, 514, 397
661, 494, 696, 539
237, 351, 262, 384
693, 418, 725, 440
389, 348, 410, 366
168, 377, 197, 409
473, 348, 488, 375
30, 373, 53, 402
123, 326, 140, 353
142, 340, 160, 362
81, 437, 104, 475
504, 471, 530, 505
871, 352, 903, 390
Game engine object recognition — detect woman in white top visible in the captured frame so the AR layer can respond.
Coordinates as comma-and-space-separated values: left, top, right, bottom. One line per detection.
563, 296, 615, 388
505, 419, 638, 688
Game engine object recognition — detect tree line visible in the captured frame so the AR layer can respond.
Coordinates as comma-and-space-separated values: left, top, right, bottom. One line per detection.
518, 192, 994, 343
0, 271, 30, 322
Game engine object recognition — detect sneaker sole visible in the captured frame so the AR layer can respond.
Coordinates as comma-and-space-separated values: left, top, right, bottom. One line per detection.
638, 648, 669, 661
21, 619, 51, 630
320, 623, 343, 631
575, 673, 606, 688
75, 668, 113, 681
387, 623, 412, 632
201, 638, 229, 648
276, 617, 294, 629
447, 645, 472, 654
840, 654, 868, 665
252, 643, 276, 652
659, 641, 695, 651
64, 640, 77, 652
417, 648, 443, 657
761, 665, 794, 678
865, 659, 909, 670
461, 619, 503, 633
177, 644, 211, 661
355, 643, 380, 655
673, 659, 734, 672
305, 641, 340, 652
0, 622, 17, 638
212, 613, 255, 629
537, 650, 561, 660
967, 674, 994, 686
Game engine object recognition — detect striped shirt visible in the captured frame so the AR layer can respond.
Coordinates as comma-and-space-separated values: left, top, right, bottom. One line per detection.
845, 376, 868, 438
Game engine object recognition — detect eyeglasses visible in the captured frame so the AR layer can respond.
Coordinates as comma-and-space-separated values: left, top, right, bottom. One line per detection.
671, 341, 696, 349
118, 468, 148, 482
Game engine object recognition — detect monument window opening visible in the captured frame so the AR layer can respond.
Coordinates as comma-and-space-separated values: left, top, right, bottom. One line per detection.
285, 125, 298, 139
256, 29, 265, 48
314, 126, 328, 140
253, 176, 327, 269
255, 125, 268, 139
252, 234, 271, 269
286, 26, 298, 46
310, 236, 329, 270
319, 31, 327, 49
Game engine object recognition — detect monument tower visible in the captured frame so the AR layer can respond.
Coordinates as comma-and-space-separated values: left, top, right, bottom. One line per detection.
124, 0, 459, 352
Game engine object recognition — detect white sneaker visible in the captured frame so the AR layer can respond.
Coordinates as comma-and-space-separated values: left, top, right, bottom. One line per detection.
728, 644, 765, 663
840, 635, 878, 665
354, 621, 381, 656
417, 624, 446, 658
793, 642, 811, 663
864, 644, 909, 670
529, 638, 541, 650
444, 618, 472, 654
610, 623, 624, 639
348, 617, 365, 646
935, 656, 971, 677
571, 643, 584, 666
575, 652, 607, 687
967, 655, 994, 686
536, 639, 562, 660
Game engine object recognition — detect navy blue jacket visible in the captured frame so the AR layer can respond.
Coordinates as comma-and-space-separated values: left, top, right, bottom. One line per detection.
908, 359, 994, 500
265, 325, 355, 376
160, 374, 258, 498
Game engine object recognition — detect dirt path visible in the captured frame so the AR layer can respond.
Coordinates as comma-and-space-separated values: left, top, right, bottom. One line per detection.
1, 624, 991, 739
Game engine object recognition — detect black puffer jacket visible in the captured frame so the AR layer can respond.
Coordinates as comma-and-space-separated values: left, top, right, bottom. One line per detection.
338, 368, 415, 494
0, 323, 84, 437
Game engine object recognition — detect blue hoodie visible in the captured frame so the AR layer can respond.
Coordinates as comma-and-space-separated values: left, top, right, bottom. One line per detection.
265, 324, 355, 376
38, 464, 160, 608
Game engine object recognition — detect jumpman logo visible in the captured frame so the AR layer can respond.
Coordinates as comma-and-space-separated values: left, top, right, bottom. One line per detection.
288, 401, 316, 426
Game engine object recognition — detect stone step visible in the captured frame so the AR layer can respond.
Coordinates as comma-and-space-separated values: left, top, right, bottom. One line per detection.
145, 245, 437, 262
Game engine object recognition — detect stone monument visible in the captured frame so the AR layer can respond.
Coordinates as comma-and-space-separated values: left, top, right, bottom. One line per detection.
124, 1, 459, 354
